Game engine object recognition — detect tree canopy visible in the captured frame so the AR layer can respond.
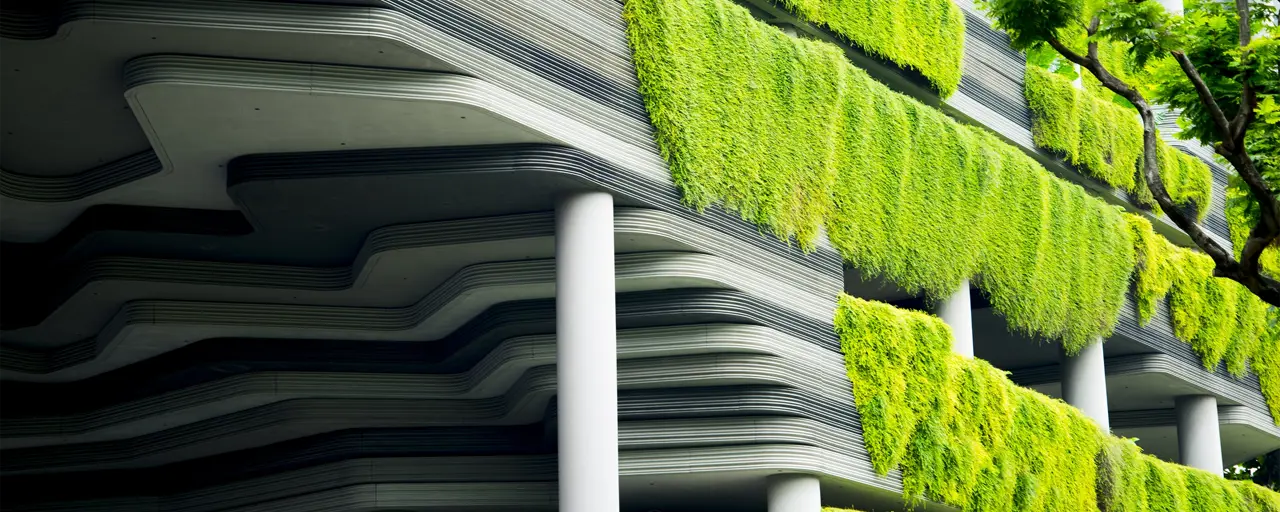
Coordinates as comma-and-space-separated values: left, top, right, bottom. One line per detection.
982, 0, 1280, 307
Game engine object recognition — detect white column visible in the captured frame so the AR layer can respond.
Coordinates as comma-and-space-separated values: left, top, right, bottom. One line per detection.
556, 191, 619, 512
1175, 395, 1223, 473
1061, 339, 1110, 432
767, 474, 821, 512
936, 279, 974, 357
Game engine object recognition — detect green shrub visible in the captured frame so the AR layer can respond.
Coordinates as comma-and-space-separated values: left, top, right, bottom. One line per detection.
1025, 65, 1141, 193
1225, 176, 1280, 277
626, 0, 1133, 351
624, 0, 1278, 423
1024, 66, 1211, 219
776, 0, 965, 96
1127, 214, 1269, 372
836, 295, 1280, 511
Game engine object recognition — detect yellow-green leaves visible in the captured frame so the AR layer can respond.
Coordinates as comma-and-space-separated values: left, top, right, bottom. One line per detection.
1156, 142, 1213, 220
836, 295, 1102, 510
1225, 176, 1280, 277
777, 0, 965, 96
627, 0, 1133, 348
836, 296, 1280, 511
1126, 215, 1277, 424
1024, 66, 1212, 219
1025, 65, 1142, 192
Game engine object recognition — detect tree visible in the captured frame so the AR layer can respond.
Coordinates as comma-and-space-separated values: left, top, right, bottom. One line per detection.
982, 0, 1280, 306
1226, 449, 1280, 490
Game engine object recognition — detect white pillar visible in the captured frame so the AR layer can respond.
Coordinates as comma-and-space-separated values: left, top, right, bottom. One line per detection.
767, 474, 821, 512
1175, 395, 1223, 473
936, 279, 974, 357
556, 191, 619, 512
1061, 339, 1110, 432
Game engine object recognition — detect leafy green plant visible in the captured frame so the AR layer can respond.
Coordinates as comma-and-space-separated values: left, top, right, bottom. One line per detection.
775, 0, 965, 96
1024, 65, 1212, 218
1126, 214, 1278, 423
983, 0, 1280, 307
625, 0, 1132, 351
836, 295, 1280, 511
1227, 176, 1280, 278
837, 295, 1102, 510
624, 0, 1279, 422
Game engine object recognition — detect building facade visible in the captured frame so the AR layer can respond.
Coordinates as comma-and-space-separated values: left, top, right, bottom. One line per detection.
0, 0, 1277, 510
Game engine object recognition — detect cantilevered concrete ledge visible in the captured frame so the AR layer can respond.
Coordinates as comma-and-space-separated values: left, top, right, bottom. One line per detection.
1112, 406, 1280, 465
0, 251, 830, 380
0, 151, 162, 202
3, 209, 837, 336
0, 0, 653, 143
0, 289, 840, 415
1, 323, 849, 449
1, 370, 870, 474
1010, 352, 1271, 418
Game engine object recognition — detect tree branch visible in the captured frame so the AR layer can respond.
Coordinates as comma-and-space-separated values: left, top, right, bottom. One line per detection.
1230, 0, 1255, 147
1039, 0, 1280, 305
1172, 51, 1235, 148
1236, 0, 1251, 47
1223, 151, 1280, 278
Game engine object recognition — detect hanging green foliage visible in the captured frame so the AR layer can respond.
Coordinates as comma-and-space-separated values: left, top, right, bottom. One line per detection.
836, 295, 1280, 511
837, 295, 1102, 510
625, 0, 1133, 351
1156, 142, 1214, 220
774, 0, 965, 96
1023, 65, 1211, 219
1126, 214, 1278, 424
624, 0, 1278, 424
1096, 436, 1280, 512
1025, 65, 1142, 193
1226, 176, 1280, 278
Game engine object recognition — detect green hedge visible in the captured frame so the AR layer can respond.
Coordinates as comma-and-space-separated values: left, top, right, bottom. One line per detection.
1024, 66, 1211, 219
626, 0, 1133, 352
836, 295, 1280, 511
775, 0, 965, 96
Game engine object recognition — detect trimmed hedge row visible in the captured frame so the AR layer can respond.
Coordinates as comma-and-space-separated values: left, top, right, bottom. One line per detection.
836, 295, 1280, 511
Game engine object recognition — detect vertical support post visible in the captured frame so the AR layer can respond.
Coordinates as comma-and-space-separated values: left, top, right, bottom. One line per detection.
556, 191, 619, 511
936, 279, 974, 357
767, 474, 821, 512
1061, 339, 1110, 432
1176, 395, 1223, 473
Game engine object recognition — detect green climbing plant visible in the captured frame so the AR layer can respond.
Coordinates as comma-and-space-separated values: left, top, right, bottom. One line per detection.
1024, 65, 1212, 218
775, 0, 965, 96
625, 0, 1132, 352
836, 295, 1280, 511
624, 0, 1280, 422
